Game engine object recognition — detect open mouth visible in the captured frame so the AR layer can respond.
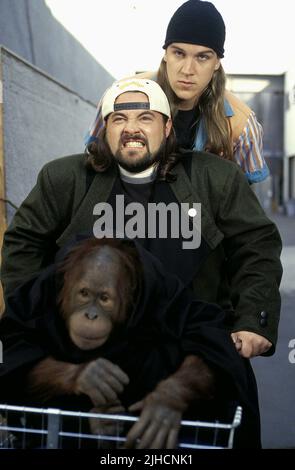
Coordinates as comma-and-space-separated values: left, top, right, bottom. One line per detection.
124, 141, 145, 148
121, 136, 146, 149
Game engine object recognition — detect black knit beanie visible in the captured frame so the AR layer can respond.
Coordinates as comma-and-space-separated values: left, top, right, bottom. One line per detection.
163, 0, 225, 58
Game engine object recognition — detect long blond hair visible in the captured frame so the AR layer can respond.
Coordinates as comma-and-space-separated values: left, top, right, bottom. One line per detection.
157, 59, 233, 160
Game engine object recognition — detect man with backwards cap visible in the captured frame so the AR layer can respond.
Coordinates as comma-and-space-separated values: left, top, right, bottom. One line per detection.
1, 78, 282, 360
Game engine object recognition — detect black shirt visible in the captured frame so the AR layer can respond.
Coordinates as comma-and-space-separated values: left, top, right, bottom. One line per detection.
173, 108, 198, 150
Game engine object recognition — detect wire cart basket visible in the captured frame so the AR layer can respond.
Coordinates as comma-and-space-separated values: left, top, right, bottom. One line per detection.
0, 403, 242, 449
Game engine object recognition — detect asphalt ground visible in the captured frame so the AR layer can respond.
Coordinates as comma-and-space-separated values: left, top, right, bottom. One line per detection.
252, 212, 295, 448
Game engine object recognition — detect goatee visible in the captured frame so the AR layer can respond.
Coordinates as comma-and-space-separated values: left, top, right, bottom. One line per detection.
114, 139, 166, 174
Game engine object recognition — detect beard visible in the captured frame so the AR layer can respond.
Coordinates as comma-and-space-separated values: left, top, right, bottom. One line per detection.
113, 138, 167, 174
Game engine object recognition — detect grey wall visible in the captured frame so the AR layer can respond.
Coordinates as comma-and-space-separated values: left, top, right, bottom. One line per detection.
0, 0, 114, 104
227, 75, 284, 160
227, 74, 284, 209
1, 48, 96, 222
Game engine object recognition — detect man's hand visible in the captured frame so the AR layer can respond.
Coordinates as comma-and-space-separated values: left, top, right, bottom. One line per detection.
231, 331, 272, 358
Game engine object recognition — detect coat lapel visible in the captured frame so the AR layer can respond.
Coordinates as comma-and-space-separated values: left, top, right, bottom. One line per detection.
56, 165, 117, 247
169, 162, 223, 249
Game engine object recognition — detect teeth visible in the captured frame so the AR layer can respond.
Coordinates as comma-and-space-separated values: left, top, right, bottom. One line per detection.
124, 141, 144, 148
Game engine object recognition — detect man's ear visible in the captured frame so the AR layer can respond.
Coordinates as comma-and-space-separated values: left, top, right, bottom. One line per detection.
165, 117, 173, 137
214, 59, 221, 71
163, 52, 167, 63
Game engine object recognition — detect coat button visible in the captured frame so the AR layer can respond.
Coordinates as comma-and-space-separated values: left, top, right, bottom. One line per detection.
259, 318, 268, 327
260, 311, 268, 319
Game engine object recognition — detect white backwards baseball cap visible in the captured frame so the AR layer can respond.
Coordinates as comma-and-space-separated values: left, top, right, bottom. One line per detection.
101, 79, 171, 120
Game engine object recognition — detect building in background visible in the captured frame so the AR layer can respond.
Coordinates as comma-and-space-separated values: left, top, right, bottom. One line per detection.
284, 67, 295, 216
0, 0, 115, 231
0, 47, 98, 222
227, 74, 284, 213
0, 0, 114, 104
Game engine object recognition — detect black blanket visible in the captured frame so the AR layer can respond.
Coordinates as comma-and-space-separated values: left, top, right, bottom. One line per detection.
0, 237, 261, 447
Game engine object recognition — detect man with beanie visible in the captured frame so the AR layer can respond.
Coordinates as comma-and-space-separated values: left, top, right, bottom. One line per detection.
86, 0, 269, 185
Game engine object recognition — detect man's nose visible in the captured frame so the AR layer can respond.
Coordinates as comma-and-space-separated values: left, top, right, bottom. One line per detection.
181, 57, 195, 75
122, 120, 140, 134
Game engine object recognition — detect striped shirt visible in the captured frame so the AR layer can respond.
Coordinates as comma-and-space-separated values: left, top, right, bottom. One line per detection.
233, 111, 268, 183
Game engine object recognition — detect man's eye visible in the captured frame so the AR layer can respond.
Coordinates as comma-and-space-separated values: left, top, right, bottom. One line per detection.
174, 50, 183, 57
198, 54, 210, 61
141, 115, 153, 122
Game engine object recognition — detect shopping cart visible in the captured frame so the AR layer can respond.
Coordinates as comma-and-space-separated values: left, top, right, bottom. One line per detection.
0, 403, 242, 449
